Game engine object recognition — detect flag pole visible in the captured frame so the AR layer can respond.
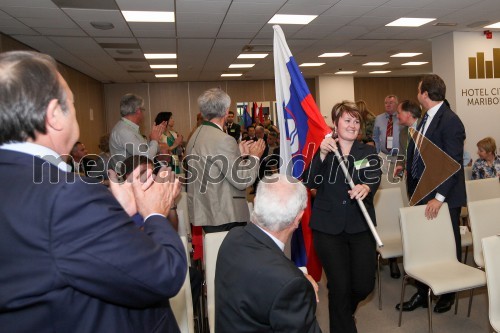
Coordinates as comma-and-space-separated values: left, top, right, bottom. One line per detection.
326, 135, 384, 247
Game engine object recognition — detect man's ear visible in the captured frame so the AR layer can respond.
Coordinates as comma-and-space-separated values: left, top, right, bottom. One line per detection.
45, 99, 64, 131
292, 210, 305, 229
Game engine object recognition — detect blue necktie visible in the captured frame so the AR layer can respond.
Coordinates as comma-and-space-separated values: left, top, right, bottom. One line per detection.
411, 114, 429, 179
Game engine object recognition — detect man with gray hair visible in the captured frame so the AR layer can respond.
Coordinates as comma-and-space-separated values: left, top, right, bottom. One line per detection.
186, 88, 265, 233
109, 93, 165, 170
215, 174, 321, 332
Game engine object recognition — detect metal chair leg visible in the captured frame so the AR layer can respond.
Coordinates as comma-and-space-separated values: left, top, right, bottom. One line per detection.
428, 289, 433, 333
377, 254, 382, 310
398, 275, 408, 327
468, 289, 474, 317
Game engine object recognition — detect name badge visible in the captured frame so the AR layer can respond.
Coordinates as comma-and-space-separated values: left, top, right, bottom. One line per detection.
230, 129, 235, 133
354, 158, 370, 170
387, 136, 393, 149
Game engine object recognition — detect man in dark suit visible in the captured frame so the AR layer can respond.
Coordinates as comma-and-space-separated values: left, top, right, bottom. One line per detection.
225, 110, 241, 142
0, 51, 187, 333
396, 74, 466, 314
215, 174, 321, 333
69, 141, 96, 177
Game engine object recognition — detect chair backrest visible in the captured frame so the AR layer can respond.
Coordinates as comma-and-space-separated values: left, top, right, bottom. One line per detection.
170, 236, 195, 333
467, 198, 500, 268
481, 235, 500, 333
399, 177, 410, 208
399, 203, 457, 270
204, 231, 229, 333
464, 166, 472, 181
374, 188, 404, 240
465, 178, 500, 202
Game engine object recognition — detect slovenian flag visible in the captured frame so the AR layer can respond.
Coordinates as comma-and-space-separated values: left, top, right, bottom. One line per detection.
273, 25, 331, 281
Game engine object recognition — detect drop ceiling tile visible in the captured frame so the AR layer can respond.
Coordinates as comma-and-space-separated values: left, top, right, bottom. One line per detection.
0, 0, 56, 8
34, 27, 87, 36
137, 38, 177, 52
115, 0, 174, 11
17, 15, 78, 29
176, 1, 230, 13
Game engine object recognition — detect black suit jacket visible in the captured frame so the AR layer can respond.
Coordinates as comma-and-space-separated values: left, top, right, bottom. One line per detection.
406, 103, 466, 208
225, 122, 241, 142
215, 223, 321, 333
305, 141, 381, 235
0, 149, 187, 333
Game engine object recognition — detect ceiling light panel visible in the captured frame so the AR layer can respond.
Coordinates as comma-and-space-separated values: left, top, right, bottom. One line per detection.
335, 71, 357, 74
144, 53, 177, 59
237, 53, 268, 59
155, 74, 178, 78
363, 62, 389, 66
268, 14, 317, 25
319, 52, 349, 57
391, 53, 422, 57
402, 62, 428, 65
221, 73, 243, 77
386, 18, 436, 27
122, 11, 175, 23
370, 71, 391, 74
229, 64, 255, 68
299, 63, 325, 67
484, 22, 500, 28
150, 64, 177, 69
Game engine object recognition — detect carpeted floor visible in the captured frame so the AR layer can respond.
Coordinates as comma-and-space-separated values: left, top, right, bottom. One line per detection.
315, 252, 492, 333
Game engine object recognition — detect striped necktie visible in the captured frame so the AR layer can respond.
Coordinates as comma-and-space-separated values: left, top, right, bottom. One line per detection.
410, 114, 429, 179
385, 115, 393, 150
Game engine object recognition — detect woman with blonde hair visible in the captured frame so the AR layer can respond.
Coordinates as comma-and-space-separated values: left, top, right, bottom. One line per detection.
472, 136, 500, 179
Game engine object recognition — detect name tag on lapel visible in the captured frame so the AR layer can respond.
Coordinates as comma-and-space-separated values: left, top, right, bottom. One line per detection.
354, 158, 370, 170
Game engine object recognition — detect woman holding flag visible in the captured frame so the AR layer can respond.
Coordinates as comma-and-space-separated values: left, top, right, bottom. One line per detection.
305, 101, 381, 333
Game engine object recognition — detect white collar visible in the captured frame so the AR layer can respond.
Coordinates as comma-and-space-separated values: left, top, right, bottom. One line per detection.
426, 101, 443, 119
0, 142, 71, 171
255, 223, 285, 251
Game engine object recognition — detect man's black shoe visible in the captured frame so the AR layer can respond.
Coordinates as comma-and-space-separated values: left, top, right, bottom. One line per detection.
395, 293, 428, 311
434, 296, 454, 313
389, 260, 401, 279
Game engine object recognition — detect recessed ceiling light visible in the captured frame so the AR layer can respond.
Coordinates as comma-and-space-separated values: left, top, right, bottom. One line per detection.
221, 73, 243, 77
363, 62, 389, 66
268, 14, 317, 25
335, 71, 357, 75
319, 52, 349, 57
386, 18, 435, 27
237, 54, 268, 59
155, 74, 178, 78
122, 11, 175, 23
145, 53, 176, 59
402, 62, 428, 65
370, 71, 392, 74
150, 64, 177, 69
484, 22, 500, 28
229, 64, 255, 68
391, 53, 422, 57
299, 63, 325, 67
90, 22, 114, 30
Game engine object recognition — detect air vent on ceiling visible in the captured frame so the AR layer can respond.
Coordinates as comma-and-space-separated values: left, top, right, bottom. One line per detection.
90, 22, 114, 30
116, 49, 133, 55
433, 22, 457, 27
242, 44, 273, 52
350, 54, 367, 57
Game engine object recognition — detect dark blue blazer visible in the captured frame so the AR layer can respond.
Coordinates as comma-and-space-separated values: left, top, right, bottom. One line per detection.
0, 149, 187, 333
406, 103, 466, 208
305, 141, 381, 235
215, 223, 321, 333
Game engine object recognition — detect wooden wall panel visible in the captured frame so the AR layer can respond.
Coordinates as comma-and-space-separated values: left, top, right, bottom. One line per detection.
354, 77, 421, 115
149, 82, 191, 139
0, 33, 106, 153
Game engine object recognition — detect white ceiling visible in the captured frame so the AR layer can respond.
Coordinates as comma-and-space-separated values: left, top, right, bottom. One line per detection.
1, 0, 499, 83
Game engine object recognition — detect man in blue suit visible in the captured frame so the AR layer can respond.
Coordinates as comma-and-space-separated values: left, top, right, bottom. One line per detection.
396, 74, 466, 314
0, 51, 187, 332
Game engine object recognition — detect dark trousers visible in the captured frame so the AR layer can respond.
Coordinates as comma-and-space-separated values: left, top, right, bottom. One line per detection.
416, 206, 462, 299
313, 230, 376, 333
202, 222, 246, 234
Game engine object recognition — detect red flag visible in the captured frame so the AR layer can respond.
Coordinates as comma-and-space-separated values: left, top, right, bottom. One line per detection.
259, 103, 264, 123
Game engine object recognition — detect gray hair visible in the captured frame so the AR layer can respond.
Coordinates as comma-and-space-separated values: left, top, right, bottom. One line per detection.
197, 88, 231, 120
120, 93, 144, 117
0, 51, 68, 144
252, 174, 307, 232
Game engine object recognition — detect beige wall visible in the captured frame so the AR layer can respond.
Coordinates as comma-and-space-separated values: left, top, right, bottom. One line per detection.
354, 77, 421, 116
104, 78, 316, 140
0, 33, 106, 153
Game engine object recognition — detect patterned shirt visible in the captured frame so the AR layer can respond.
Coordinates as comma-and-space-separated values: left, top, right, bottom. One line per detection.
471, 155, 500, 180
